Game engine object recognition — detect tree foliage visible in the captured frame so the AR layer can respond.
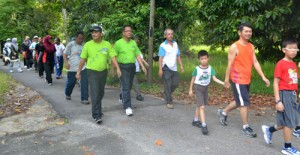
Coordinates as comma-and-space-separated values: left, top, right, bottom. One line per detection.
198, 0, 300, 62
68, 0, 196, 55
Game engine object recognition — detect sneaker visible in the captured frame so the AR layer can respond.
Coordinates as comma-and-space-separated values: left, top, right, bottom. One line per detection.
81, 100, 89, 105
125, 107, 133, 116
136, 95, 144, 101
66, 96, 71, 100
94, 117, 102, 124
118, 98, 122, 104
48, 83, 52, 86
202, 125, 209, 135
293, 129, 300, 138
56, 76, 60, 79
27, 68, 31, 71
242, 126, 257, 138
281, 146, 300, 155
39, 76, 44, 78
192, 120, 202, 128
160, 91, 166, 100
18, 69, 23, 73
166, 103, 174, 109
217, 109, 227, 126
261, 125, 272, 144
9, 70, 13, 73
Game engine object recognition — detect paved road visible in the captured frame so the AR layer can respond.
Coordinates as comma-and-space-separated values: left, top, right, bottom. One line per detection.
0, 65, 298, 155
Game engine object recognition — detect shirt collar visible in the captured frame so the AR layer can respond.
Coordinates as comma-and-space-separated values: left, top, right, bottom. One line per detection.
164, 40, 175, 44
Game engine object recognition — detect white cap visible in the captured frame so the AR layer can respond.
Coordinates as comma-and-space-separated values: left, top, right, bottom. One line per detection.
33, 36, 38, 39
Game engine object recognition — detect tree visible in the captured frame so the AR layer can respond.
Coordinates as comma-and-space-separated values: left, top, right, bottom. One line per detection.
198, 0, 300, 62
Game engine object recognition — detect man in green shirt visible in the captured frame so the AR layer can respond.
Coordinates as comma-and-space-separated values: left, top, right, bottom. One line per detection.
114, 25, 147, 116
76, 25, 121, 124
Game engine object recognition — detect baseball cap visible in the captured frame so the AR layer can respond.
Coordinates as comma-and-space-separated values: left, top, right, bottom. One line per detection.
90, 26, 102, 32
7, 38, 11, 41
33, 36, 38, 39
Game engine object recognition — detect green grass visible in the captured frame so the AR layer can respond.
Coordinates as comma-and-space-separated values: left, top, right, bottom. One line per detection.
0, 71, 15, 104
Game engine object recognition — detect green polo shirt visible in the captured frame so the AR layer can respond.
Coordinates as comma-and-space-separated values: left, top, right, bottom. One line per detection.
81, 40, 116, 71
114, 38, 141, 64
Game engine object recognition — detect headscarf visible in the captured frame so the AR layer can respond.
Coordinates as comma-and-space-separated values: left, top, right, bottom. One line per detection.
11, 38, 18, 51
43, 35, 55, 53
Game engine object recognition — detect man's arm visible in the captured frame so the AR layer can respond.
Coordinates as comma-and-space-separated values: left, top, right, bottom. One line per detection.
158, 56, 163, 78
177, 56, 184, 73
75, 58, 86, 80
136, 55, 147, 75
224, 44, 237, 88
252, 47, 270, 87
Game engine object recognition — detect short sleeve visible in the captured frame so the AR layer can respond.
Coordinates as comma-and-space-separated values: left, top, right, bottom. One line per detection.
108, 43, 117, 58
80, 44, 88, 59
114, 42, 119, 55
192, 67, 197, 76
134, 42, 141, 57
177, 48, 180, 56
64, 42, 72, 55
158, 46, 166, 57
211, 67, 216, 76
274, 61, 282, 78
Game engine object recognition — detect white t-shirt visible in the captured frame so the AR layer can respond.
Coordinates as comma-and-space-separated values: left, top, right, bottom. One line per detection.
64, 41, 85, 72
135, 53, 144, 72
55, 43, 66, 57
158, 40, 180, 71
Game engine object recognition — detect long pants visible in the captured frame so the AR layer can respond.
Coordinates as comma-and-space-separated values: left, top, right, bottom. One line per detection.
9, 59, 21, 71
87, 69, 107, 119
119, 63, 136, 109
43, 61, 54, 84
65, 69, 89, 101
132, 74, 141, 97
162, 65, 179, 104
55, 56, 63, 77
38, 59, 44, 77
26, 58, 33, 69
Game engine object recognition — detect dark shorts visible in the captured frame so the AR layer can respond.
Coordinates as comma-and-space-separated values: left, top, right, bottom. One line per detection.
231, 82, 250, 106
277, 90, 298, 128
195, 84, 208, 107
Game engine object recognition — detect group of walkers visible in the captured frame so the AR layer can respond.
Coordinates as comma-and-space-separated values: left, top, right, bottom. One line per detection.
2, 22, 300, 154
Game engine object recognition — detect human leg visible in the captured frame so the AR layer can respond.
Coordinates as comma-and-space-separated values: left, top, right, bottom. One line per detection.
119, 64, 135, 110
80, 69, 89, 101
65, 71, 76, 99
87, 69, 107, 121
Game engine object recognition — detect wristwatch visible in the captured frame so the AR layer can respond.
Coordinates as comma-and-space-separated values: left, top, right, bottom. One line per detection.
275, 100, 282, 104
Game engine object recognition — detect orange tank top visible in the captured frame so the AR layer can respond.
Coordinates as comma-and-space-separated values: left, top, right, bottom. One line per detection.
230, 41, 254, 84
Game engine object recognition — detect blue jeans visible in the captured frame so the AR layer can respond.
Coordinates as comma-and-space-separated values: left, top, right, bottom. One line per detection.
87, 69, 107, 119
55, 56, 64, 77
65, 69, 89, 101
119, 63, 136, 109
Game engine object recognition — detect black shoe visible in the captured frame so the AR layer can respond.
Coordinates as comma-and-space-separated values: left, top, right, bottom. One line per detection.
202, 125, 208, 135
192, 120, 202, 128
136, 95, 144, 101
242, 126, 257, 138
56, 76, 60, 79
66, 96, 71, 100
94, 117, 102, 124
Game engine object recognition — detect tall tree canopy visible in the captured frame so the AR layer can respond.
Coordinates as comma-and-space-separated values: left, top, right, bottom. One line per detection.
198, 0, 300, 62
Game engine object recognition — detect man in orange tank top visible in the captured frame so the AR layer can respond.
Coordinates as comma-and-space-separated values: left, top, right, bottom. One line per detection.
217, 23, 270, 138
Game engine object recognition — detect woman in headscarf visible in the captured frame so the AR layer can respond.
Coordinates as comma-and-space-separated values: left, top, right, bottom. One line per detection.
43, 35, 56, 86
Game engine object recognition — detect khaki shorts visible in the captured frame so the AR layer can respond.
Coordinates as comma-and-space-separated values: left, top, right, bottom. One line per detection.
195, 84, 208, 107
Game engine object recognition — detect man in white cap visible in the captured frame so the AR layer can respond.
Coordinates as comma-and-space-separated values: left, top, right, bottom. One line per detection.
4, 38, 23, 73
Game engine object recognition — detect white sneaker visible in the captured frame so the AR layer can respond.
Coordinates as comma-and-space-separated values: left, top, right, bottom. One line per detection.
125, 107, 133, 116
118, 99, 122, 104
18, 69, 23, 73
9, 70, 13, 73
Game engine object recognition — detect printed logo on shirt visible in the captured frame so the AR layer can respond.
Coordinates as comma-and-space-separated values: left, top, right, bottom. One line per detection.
99, 48, 108, 54
288, 68, 298, 84
132, 46, 135, 49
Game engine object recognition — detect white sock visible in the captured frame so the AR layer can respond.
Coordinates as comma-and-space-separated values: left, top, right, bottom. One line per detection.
243, 124, 249, 129
194, 118, 199, 122
222, 111, 227, 116
202, 122, 207, 127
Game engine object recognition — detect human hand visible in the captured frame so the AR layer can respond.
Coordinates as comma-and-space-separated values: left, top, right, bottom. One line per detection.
263, 77, 270, 87
65, 63, 70, 70
116, 68, 121, 78
189, 90, 193, 96
180, 65, 184, 73
276, 102, 284, 112
158, 69, 163, 78
75, 72, 81, 80
224, 80, 230, 89
142, 66, 147, 75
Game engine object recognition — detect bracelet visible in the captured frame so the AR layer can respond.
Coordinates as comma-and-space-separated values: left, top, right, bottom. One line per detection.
275, 100, 282, 104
